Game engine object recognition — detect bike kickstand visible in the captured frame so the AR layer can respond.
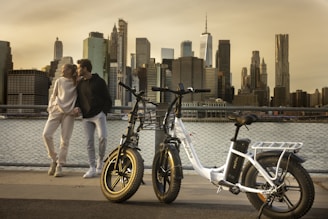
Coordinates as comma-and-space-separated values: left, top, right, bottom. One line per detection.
216, 186, 223, 194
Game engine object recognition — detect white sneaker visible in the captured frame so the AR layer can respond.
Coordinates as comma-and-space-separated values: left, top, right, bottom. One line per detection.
83, 168, 96, 178
96, 159, 104, 175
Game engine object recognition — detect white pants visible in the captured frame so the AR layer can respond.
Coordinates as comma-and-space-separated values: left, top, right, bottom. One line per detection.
42, 107, 75, 166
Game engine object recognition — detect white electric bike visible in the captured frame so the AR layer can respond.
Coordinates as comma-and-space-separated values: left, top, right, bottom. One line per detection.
151, 83, 314, 219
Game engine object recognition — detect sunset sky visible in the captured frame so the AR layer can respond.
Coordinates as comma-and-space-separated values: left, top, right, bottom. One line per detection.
1, 0, 327, 93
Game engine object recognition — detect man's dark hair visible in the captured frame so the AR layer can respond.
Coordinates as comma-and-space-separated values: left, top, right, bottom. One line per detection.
77, 59, 92, 72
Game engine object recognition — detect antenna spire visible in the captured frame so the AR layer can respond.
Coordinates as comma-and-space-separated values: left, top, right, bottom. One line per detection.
205, 13, 208, 33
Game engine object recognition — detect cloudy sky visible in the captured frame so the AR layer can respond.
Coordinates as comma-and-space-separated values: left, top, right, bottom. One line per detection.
1, 0, 327, 93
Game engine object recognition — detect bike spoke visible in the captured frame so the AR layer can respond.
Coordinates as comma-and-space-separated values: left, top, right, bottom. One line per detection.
282, 194, 295, 209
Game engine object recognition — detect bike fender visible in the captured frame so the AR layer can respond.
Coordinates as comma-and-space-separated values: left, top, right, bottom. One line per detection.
103, 146, 141, 162
255, 150, 306, 163
168, 144, 184, 180
103, 148, 118, 162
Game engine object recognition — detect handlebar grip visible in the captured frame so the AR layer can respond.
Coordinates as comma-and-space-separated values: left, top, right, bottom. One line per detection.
151, 86, 168, 92
194, 89, 211, 93
118, 81, 130, 90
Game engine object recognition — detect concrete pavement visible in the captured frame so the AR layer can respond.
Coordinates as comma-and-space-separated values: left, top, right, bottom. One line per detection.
0, 167, 327, 219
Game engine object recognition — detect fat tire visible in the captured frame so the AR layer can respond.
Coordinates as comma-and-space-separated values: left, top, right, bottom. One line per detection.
152, 146, 182, 203
100, 148, 144, 203
243, 156, 315, 219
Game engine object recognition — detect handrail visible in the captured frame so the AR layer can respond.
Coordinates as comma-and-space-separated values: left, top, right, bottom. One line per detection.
1, 105, 327, 112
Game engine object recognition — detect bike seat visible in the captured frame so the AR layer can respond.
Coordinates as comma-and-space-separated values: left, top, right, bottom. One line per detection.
228, 114, 258, 126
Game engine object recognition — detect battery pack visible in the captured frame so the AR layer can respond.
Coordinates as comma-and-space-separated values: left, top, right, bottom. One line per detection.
226, 139, 250, 183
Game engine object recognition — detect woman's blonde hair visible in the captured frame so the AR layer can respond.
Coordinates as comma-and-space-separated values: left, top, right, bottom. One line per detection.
65, 64, 78, 85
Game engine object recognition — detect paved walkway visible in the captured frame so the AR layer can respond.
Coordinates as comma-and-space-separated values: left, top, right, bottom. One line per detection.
0, 168, 327, 219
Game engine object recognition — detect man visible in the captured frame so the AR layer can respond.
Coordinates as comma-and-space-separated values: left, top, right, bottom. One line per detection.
75, 59, 112, 178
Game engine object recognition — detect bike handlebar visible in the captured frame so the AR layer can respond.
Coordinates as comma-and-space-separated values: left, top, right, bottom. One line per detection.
151, 85, 211, 95
119, 81, 158, 106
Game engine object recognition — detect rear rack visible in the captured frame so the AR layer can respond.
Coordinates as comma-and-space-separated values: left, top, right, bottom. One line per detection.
251, 142, 303, 151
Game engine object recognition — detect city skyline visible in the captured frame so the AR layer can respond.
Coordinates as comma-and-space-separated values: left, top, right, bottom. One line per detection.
1, 0, 327, 93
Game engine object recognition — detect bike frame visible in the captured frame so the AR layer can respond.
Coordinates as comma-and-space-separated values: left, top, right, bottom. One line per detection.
172, 117, 303, 195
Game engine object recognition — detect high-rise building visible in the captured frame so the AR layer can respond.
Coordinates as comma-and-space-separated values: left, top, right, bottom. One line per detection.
161, 48, 174, 60
199, 16, 212, 67
216, 40, 231, 102
275, 34, 290, 105
117, 19, 131, 105
83, 32, 108, 81
250, 50, 261, 90
7, 69, 48, 113
118, 19, 128, 81
0, 40, 13, 106
54, 37, 63, 61
172, 57, 204, 102
180, 41, 193, 57
260, 58, 268, 87
322, 87, 328, 106
310, 89, 321, 107
109, 24, 118, 62
136, 38, 151, 68
241, 67, 248, 91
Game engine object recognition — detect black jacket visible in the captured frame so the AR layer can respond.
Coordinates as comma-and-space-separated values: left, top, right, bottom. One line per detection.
76, 74, 112, 118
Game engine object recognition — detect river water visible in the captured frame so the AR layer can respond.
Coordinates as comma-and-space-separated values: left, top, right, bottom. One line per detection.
0, 119, 327, 172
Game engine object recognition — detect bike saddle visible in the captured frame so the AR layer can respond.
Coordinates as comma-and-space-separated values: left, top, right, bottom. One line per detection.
228, 114, 258, 126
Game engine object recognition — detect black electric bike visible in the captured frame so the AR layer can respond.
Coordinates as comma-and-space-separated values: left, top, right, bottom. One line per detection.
100, 81, 156, 202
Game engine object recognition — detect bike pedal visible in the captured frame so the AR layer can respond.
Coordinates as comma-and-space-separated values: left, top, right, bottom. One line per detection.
229, 186, 240, 195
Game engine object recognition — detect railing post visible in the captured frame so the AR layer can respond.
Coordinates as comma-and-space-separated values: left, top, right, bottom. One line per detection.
155, 103, 167, 153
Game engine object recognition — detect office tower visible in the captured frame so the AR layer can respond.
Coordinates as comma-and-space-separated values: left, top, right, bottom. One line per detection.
109, 24, 118, 62
161, 48, 174, 60
54, 37, 63, 61
275, 34, 290, 105
172, 57, 204, 102
199, 16, 212, 67
250, 50, 261, 90
180, 41, 193, 57
322, 87, 328, 106
7, 69, 48, 113
241, 67, 248, 91
260, 58, 268, 87
118, 19, 128, 80
83, 32, 108, 81
136, 38, 151, 68
204, 68, 218, 100
0, 41, 13, 106
290, 90, 308, 107
310, 89, 321, 107
217, 40, 231, 102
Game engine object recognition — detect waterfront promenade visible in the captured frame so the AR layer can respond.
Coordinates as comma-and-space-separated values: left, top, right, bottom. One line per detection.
0, 167, 327, 219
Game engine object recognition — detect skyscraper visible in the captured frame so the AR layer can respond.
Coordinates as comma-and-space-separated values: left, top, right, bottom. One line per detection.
217, 40, 231, 102
117, 19, 131, 105
54, 37, 63, 61
83, 32, 108, 81
136, 38, 151, 68
172, 57, 204, 102
161, 48, 174, 60
275, 34, 290, 105
260, 58, 268, 87
199, 15, 212, 67
0, 40, 13, 106
118, 19, 128, 80
250, 50, 260, 90
180, 41, 193, 57
109, 24, 118, 62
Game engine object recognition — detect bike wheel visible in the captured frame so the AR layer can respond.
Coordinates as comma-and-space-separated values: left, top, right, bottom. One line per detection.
100, 147, 144, 203
243, 156, 315, 219
152, 146, 182, 203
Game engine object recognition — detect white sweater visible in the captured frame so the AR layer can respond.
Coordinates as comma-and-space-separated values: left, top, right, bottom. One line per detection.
48, 77, 77, 114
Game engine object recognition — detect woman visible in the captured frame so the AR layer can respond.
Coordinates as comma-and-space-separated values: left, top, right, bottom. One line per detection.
42, 63, 78, 177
